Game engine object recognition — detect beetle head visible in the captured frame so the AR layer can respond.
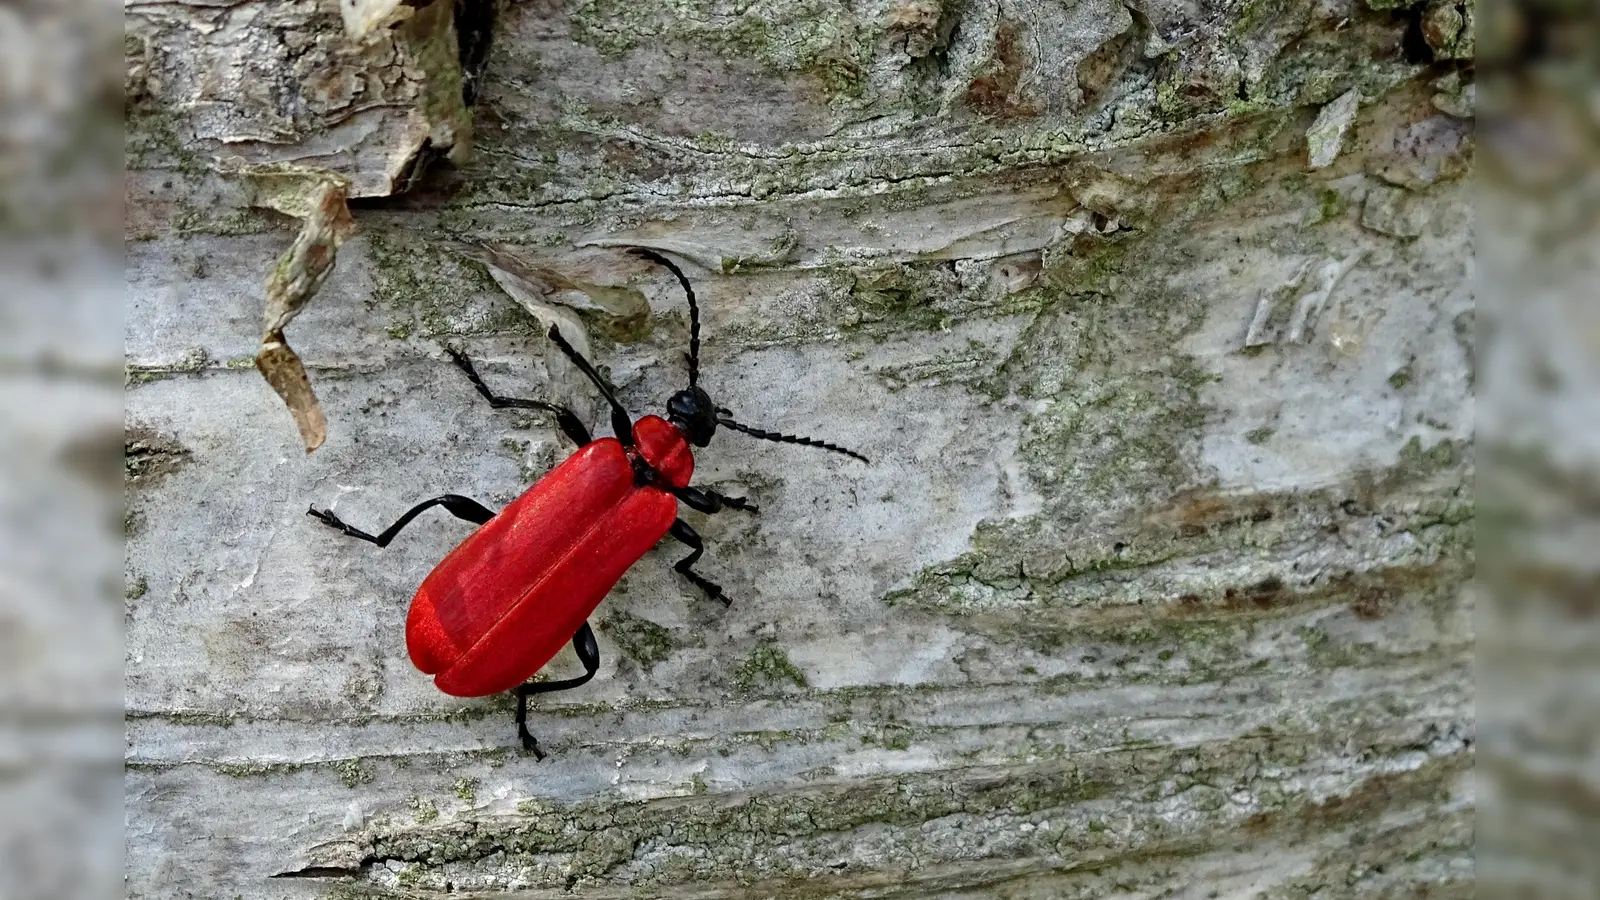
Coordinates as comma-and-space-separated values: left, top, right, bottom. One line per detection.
667, 386, 718, 447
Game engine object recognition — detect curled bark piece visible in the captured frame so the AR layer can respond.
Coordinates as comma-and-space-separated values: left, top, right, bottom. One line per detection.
454, 243, 652, 326
475, 257, 596, 365
255, 341, 327, 453
255, 177, 357, 452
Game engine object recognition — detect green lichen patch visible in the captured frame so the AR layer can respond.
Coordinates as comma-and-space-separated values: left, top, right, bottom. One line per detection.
860, 722, 915, 751
452, 777, 479, 803
408, 796, 439, 824
1388, 358, 1415, 390
1313, 186, 1352, 224
215, 760, 305, 779
1004, 562, 1469, 680
567, 0, 872, 104
843, 262, 952, 329
395, 0, 473, 164
600, 611, 677, 671
126, 346, 214, 386
493, 436, 561, 486
874, 339, 1004, 397
1393, 435, 1465, 482
337, 759, 374, 789
125, 106, 207, 176
734, 644, 809, 693
170, 203, 281, 239
986, 276, 1214, 530
126, 709, 240, 728
364, 230, 531, 339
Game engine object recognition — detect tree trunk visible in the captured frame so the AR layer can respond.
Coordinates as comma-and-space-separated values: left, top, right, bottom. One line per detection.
125, 1, 1473, 896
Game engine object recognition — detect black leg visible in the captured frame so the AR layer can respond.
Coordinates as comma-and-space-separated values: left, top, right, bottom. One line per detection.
544, 326, 636, 447
307, 494, 495, 547
514, 622, 600, 759
672, 486, 758, 515
669, 519, 729, 606
446, 347, 593, 446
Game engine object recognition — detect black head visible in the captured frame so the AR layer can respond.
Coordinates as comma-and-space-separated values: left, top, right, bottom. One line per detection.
667, 386, 718, 447
629, 247, 870, 465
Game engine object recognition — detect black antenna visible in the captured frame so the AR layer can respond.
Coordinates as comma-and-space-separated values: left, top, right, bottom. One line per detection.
628, 248, 699, 388
717, 416, 870, 464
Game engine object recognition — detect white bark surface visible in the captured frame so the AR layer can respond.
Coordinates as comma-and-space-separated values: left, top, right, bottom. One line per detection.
125, 1, 1474, 896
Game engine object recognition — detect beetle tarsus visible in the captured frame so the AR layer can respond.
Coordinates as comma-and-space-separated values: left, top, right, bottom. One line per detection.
518, 725, 547, 761
719, 495, 758, 514
514, 693, 547, 760
680, 569, 731, 607
672, 486, 758, 515
306, 506, 375, 542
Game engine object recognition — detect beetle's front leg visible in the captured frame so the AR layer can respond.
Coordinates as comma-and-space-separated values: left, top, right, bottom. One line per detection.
668, 519, 730, 606
671, 485, 758, 515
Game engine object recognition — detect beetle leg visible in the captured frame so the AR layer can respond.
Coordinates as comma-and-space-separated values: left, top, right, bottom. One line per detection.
514, 622, 601, 759
544, 326, 636, 447
712, 492, 758, 513
306, 494, 496, 547
671, 486, 758, 515
446, 347, 593, 446
668, 519, 730, 606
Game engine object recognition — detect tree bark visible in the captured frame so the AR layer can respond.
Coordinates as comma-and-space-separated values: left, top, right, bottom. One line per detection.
125, 0, 1473, 896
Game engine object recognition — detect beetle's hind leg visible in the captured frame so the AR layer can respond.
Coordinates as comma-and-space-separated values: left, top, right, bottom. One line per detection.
446, 347, 593, 446
668, 519, 730, 606
513, 622, 601, 760
307, 494, 496, 546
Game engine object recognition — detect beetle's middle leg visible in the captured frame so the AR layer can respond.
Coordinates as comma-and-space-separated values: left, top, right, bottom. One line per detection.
668, 519, 729, 606
514, 622, 600, 760
446, 347, 593, 446
307, 494, 495, 546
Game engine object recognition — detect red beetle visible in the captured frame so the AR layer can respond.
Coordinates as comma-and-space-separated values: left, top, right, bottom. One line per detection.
309, 249, 866, 756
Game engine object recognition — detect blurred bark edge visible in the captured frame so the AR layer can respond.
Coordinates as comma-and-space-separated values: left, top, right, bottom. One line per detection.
0, 2, 126, 899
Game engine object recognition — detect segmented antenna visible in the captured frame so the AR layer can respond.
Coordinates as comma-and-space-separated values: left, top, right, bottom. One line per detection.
628, 248, 700, 389
717, 417, 870, 464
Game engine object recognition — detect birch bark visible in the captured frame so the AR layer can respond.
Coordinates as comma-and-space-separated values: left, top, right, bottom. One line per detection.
125, 1, 1474, 896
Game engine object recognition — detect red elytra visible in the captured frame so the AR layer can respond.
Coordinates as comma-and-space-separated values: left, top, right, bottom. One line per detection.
308, 249, 868, 755
406, 416, 691, 697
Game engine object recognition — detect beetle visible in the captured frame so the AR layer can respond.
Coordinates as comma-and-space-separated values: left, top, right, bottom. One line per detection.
308, 249, 867, 757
